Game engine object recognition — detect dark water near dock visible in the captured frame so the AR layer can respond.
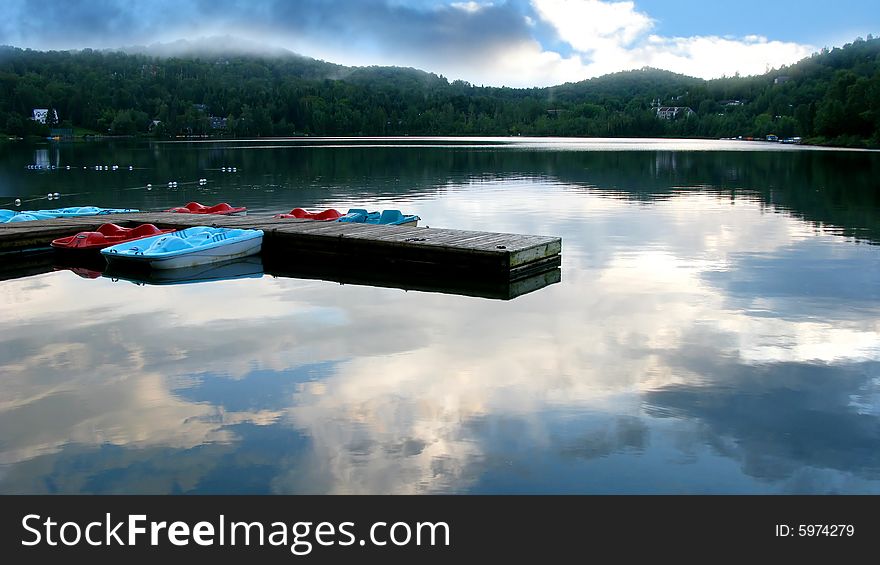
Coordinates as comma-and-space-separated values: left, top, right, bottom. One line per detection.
1, 138, 879, 494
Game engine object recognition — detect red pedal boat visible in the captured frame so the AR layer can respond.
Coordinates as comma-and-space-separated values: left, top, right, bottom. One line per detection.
51, 223, 175, 251
165, 202, 247, 215
274, 208, 342, 221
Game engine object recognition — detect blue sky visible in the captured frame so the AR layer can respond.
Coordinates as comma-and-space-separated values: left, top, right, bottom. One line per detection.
629, 0, 876, 45
0, 0, 877, 87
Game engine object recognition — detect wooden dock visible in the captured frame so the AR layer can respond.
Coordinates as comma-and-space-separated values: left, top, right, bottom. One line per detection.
0, 213, 562, 300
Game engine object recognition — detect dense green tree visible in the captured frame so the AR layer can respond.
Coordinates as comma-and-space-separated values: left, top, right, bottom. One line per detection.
1, 36, 878, 146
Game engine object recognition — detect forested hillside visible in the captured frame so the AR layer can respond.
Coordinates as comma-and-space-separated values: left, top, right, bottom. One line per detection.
1, 35, 878, 146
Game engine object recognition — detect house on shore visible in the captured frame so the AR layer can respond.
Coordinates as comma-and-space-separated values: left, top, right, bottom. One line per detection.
656, 106, 695, 120
32, 108, 59, 124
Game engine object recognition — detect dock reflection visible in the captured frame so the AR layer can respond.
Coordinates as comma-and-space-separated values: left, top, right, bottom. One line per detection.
2, 249, 560, 300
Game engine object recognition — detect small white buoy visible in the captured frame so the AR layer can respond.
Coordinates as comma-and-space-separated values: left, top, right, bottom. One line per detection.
112, 165, 118, 170
129, 165, 133, 171
231, 167, 237, 172
104, 165, 109, 170
168, 181, 173, 187
221, 167, 227, 172
14, 198, 21, 206
83, 166, 87, 169
146, 183, 152, 188
66, 165, 71, 170
53, 192, 60, 198
47, 193, 53, 199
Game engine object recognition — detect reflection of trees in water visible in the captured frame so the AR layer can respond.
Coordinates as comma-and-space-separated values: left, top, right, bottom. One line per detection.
2, 142, 877, 242
187, 145, 880, 244
521, 150, 880, 245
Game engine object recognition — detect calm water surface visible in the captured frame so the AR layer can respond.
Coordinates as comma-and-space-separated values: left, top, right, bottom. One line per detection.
1, 138, 879, 493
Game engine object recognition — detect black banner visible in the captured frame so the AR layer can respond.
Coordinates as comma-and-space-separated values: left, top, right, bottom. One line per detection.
1, 495, 876, 562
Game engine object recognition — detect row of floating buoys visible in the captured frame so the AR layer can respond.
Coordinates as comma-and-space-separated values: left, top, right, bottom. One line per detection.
26, 164, 136, 170
28, 164, 237, 173
92, 165, 135, 171
9, 175, 211, 204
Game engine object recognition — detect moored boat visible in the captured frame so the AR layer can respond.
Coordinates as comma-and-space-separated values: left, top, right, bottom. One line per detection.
101, 226, 263, 270
51, 223, 175, 252
274, 208, 342, 221
1, 210, 56, 222
337, 208, 419, 227
1, 206, 139, 223
165, 202, 247, 216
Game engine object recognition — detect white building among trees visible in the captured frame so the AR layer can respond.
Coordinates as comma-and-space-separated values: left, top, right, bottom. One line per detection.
31, 108, 58, 124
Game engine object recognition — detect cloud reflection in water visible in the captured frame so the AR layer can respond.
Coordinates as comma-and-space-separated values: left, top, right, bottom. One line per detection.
0, 187, 879, 494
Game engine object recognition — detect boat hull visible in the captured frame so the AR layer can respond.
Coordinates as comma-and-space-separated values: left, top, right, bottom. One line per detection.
101, 227, 263, 269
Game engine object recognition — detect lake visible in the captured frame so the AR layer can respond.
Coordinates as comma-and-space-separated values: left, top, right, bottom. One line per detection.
1, 137, 878, 494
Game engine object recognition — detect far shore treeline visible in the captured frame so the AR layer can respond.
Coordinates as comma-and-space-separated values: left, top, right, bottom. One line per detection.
1, 36, 879, 147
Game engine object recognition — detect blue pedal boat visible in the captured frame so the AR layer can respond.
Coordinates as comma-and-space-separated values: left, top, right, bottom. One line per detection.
101, 226, 263, 270
337, 208, 419, 226
1, 206, 139, 223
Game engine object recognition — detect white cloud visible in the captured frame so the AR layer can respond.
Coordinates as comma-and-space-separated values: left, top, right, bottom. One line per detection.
533, 0, 654, 52
628, 34, 815, 79
454, 39, 591, 87
525, 0, 814, 82
451, 1, 493, 12
369, 0, 815, 86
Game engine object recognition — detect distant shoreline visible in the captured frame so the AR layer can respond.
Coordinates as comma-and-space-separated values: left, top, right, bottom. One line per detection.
6, 134, 879, 153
